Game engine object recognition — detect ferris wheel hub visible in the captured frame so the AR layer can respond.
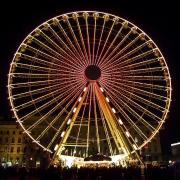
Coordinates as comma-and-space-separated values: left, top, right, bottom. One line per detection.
85, 65, 101, 80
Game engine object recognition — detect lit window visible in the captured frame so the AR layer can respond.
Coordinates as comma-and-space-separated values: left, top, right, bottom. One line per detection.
11, 147, 14, 153
18, 138, 21, 143
17, 147, 20, 153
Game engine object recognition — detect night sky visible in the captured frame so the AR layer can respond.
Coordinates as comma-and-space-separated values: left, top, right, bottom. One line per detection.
0, 0, 179, 147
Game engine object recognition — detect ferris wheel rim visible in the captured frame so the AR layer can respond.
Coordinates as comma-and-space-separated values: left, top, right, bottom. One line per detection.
8, 10, 171, 156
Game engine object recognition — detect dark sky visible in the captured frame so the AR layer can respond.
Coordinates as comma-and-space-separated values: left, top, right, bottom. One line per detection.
0, 0, 179, 145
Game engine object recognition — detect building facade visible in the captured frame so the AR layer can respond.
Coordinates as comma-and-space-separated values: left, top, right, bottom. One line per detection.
0, 121, 26, 166
141, 133, 162, 162
0, 120, 50, 167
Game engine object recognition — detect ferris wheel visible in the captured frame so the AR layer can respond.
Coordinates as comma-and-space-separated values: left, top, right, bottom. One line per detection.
8, 11, 171, 160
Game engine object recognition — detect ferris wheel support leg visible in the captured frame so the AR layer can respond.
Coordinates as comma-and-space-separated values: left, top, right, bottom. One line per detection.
94, 82, 131, 156
49, 86, 89, 166
94, 82, 144, 165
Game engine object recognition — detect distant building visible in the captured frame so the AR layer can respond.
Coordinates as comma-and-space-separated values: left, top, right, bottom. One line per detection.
0, 120, 44, 167
0, 121, 26, 166
140, 133, 162, 162
171, 142, 180, 161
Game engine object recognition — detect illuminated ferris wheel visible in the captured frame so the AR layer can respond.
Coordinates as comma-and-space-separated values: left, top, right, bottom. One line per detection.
8, 11, 171, 162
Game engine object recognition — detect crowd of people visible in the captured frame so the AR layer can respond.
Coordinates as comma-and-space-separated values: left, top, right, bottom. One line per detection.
0, 163, 179, 180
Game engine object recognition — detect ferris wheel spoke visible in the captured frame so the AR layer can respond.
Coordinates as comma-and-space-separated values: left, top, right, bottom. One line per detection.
25, 45, 80, 71
37, 29, 85, 68
124, 75, 166, 81
9, 78, 77, 89
30, 37, 82, 69
105, 79, 167, 111
108, 33, 140, 60
12, 79, 82, 100
102, 66, 165, 77
120, 66, 166, 75
93, 85, 101, 153
48, 24, 83, 65
100, 46, 155, 72
73, 14, 89, 65
28, 85, 83, 133
35, 29, 74, 60
19, 82, 83, 121
83, 12, 91, 64
117, 86, 165, 111
19, 53, 65, 69
66, 17, 88, 65
105, 83, 161, 125
53, 18, 86, 64
47, 85, 90, 153
98, 26, 132, 66
11, 73, 85, 83
96, 19, 116, 66
97, 20, 124, 66
101, 77, 168, 92
117, 41, 154, 61
92, 13, 97, 64
14, 62, 73, 74
46, 87, 88, 150
99, 27, 140, 67
13, 63, 85, 81
94, 15, 106, 65
104, 81, 155, 121
116, 57, 160, 71
15, 81, 80, 111
11, 83, 65, 100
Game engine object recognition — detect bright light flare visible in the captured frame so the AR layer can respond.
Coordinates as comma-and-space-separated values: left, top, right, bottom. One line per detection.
61, 131, 65, 137
106, 97, 109, 102
54, 144, 59, 151
125, 131, 130, 137
67, 119, 71, 125
112, 108, 116, 113
73, 107, 77, 113
78, 97, 82, 102
133, 144, 137, 150
119, 119, 123, 125
100, 87, 104, 92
